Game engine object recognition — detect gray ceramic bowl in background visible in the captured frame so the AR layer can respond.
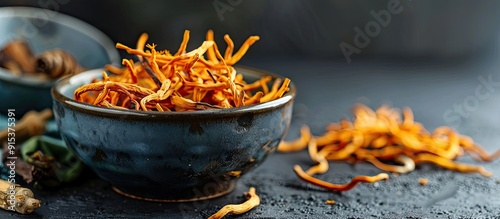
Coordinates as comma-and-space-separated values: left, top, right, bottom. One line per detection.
0, 7, 120, 116
52, 67, 295, 202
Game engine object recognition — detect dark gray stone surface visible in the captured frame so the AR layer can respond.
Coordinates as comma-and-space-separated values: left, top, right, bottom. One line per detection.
2, 57, 500, 218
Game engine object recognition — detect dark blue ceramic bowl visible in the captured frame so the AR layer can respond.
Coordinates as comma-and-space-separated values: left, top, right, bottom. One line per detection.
0, 7, 120, 116
51, 67, 295, 201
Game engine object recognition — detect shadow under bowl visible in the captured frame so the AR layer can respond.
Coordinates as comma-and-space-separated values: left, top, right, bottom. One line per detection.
51, 67, 296, 202
0, 7, 120, 116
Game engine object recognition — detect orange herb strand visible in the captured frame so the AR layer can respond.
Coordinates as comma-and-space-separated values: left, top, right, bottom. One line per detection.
293, 165, 389, 192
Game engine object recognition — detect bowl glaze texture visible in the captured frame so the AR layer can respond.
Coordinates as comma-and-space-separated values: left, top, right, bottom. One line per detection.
0, 7, 119, 116
52, 67, 295, 201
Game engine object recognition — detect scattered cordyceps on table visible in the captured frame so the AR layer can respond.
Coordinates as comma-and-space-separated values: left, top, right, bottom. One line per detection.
279, 104, 500, 192
74, 30, 291, 112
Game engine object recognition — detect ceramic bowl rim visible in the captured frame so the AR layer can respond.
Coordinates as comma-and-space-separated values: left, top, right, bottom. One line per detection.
0, 6, 120, 88
52, 65, 296, 120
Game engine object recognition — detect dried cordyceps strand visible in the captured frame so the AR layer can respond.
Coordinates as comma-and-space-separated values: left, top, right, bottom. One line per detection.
100, 100, 129, 110
325, 200, 336, 205
314, 130, 339, 146
136, 33, 149, 54
140, 79, 172, 111
277, 125, 312, 152
223, 34, 234, 60
211, 41, 231, 76
273, 78, 292, 100
243, 91, 264, 105
419, 178, 429, 186
141, 57, 162, 87
305, 139, 329, 176
105, 64, 126, 75
413, 153, 493, 177
122, 59, 138, 84
76, 81, 155, 101
175, 30, 190, 56
325, 132, 364, 161
259, 78, 270, 94
206, 30, 218, 63
176, 73, 227, 90
356, 146, 404, 160
260, 78, 282, 103
147, 44, 168, 83
208, 187, 260, 219
170, 96, 221, 111
464, 142, 500, 162
365, 155, 415, 174
293, 165, 389, 192
227, 36, 260, 65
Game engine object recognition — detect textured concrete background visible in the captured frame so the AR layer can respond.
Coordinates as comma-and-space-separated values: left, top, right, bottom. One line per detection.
1, 57, 500, 218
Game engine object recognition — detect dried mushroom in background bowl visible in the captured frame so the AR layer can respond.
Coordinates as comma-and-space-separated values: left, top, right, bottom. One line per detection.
0, 39, 84, 80
0, 7, 119, 116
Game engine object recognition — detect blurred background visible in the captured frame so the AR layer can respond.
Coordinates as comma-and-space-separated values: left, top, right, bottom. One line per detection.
1, 0, 499, 62
2, 0, 500, 136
